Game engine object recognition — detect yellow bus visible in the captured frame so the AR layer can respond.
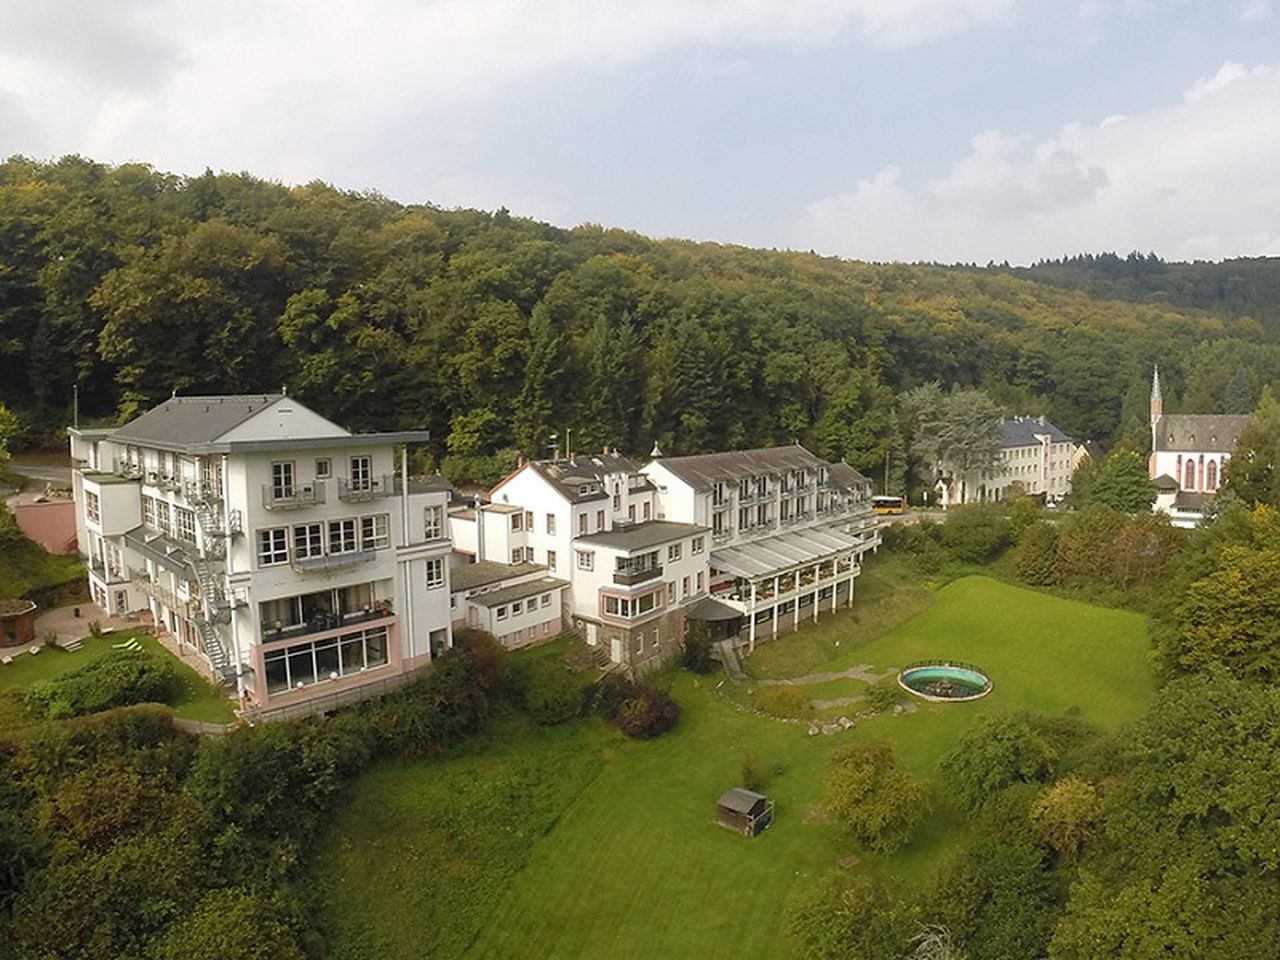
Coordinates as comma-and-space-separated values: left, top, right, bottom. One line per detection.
872, 495, 907, 515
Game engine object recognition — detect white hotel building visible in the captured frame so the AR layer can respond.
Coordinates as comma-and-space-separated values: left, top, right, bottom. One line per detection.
70, 394, 453, 717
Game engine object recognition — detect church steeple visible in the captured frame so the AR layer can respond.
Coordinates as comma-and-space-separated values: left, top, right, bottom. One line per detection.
1150, 364, 1164, 450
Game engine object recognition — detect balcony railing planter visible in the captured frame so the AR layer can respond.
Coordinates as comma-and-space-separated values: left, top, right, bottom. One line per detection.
289, 547, 377, 574
612, 565, 663, 586
262, 483, 326, 510
337, 474, 395, 502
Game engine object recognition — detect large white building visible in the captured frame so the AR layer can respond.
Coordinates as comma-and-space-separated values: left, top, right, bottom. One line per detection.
70, 394, 453, 718
935, 416, 1076, 507
642, 447, 881, 652
1147, 366, 1249, 528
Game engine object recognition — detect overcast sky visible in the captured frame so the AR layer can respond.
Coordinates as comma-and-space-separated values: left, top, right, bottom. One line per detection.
2, 1, 1278, 265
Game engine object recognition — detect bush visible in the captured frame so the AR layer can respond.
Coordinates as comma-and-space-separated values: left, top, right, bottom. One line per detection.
148, 887, 306, 960
681, 620, 716, 673
864, 676, 902, 713
939, 713, 1056, 812
787, 873, 920, 960
939, 504, 1013, 563
1012, 520, 1059, 586
1030, 776, 1101, 858
26, 648, 183, 720
823, 740, 929, 854
741, 751, 765, 791
615, 685, 680, 739
754, 684, 811, 718
507, 659, 581, 725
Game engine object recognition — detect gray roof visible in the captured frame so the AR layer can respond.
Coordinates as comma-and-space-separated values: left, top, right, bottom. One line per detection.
1001, 417, 1073, 448
1153, 473, 1180, 491
111, 395, 284, 446
717, 787, 767, 814
828, 461, 871, 492
468, 576, 568, 609
524, 452, 639, 504
651, 444, 830, 489
1174, 491, 1214, 510
450, 559, 545, 592
574, 520, 707, 552
1153, 414, 1250, 453
123, 527, 195, 577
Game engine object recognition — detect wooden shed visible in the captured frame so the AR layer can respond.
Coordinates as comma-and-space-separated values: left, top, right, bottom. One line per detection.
715, 787, 774, 837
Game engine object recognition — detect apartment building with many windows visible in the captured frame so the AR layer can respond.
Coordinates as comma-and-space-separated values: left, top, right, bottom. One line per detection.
935, 416, 1077, 507
69, 394, 453, 717
642, 446, 881, 650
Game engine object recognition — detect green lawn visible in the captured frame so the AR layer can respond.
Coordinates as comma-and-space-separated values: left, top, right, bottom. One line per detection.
316, 575, 1154, 960
0, 629, 237, 728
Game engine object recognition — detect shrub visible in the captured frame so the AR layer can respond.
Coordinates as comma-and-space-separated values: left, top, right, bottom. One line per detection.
26, 648, 183, 720
681, 620, 716, 673
787, 873, 920, 960
508, 659, 581, 725
1030, 776, 1101, 858
823, 740, 928, 854
939, 713, 1056, 812
591, 673, 635, 722
754, 684, 811, 718
614, 684, 680, 739
741, 751, 765, 792
1012, 521, 1059, 586
865, 676, 901, 713
149, 887, 306, 960
939, 504, 1013, 563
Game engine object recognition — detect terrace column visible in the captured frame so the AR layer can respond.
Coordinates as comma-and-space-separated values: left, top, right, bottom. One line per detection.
748, 582, 757, 652
793, 574, 800, 631
812, 563, 820, 623
832, 562, 839, 614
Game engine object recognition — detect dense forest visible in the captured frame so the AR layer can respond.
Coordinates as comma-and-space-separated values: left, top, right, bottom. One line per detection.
4, 155, 1280, 485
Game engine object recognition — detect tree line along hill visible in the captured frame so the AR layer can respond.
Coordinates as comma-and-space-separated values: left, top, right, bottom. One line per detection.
4, 154, 1280, 484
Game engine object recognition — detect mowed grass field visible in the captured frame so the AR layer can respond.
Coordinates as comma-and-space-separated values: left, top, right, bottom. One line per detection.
316, 575, 1154, 960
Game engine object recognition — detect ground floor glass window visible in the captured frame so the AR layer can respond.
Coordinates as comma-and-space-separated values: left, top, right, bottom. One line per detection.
263, 626, 390, 695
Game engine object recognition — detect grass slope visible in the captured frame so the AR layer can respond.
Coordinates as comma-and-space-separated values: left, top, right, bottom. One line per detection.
0, 629, 236, 730
317, 575, 1153, 960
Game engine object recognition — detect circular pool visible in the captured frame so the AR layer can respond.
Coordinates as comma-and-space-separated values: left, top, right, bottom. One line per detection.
897, 661, 992, 702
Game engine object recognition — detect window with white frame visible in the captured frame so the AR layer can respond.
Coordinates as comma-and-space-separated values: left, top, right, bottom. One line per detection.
496, 606, 508, 621
546, 513, 556, 534
175, 507, 197, 544
155, 500, 171, 535
258, 528, 288, 566
525, 511, 533, 530
512, 600, 523, 615
425, 557, 444, 588
362, 513, 389, 550
596, 509, 605, 531
547, 549, 557, 571
423, 505, 443, 540
511, 513, 523, 532
85, 491, 100, 524
315, 458, 332, 479
692, 536, 704, 554
293, 522, 323, 559
576, 550, 594, 571
349, 455, 372, 491
541, 593, 551, 608
578, 513, 587, 535
643, 501, 651, 520
142, 495, 157, 529
271, 461, 295, 498
512, 549, 522, 564
668, 542, 682, 562
328, 518, 357, 554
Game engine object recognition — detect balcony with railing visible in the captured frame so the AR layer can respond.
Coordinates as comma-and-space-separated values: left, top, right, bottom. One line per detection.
337, 474, 395, 502
613, 563, 663, 586
289, 547, 377, 574
261, 605, 393, 644
262, 483, 326, 510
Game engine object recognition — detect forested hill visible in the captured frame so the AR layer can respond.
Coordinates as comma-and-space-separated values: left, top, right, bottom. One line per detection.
2, 155, 1275, 481
987, 252, 1280, 335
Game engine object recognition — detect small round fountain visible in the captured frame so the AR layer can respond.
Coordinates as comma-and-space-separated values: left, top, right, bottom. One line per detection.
897, 660, 991, 702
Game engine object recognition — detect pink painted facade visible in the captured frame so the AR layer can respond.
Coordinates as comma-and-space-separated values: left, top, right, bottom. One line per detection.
12, 501, 77, 554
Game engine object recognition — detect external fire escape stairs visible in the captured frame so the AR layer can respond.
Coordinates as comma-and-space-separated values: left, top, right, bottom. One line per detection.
190, 495, 244, 683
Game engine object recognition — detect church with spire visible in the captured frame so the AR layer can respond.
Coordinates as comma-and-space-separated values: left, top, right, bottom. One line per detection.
1148, 365, 1250, 527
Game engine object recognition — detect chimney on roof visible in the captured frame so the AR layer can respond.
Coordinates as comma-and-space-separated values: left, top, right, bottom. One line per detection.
517, 456, 526, 468
1038, 415, 1046, 426
602, 444, 609, 455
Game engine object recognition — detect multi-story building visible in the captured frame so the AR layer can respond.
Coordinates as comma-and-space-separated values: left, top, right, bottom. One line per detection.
935, 416, 1076, 507
641, 446, 880, 651
69, 394, 453, 717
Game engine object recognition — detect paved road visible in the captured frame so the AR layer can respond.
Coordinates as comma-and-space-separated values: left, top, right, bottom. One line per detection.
10, 463, 72, 486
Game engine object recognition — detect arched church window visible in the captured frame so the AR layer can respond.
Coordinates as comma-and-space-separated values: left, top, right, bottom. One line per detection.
1185, 460, 1196, 489
1206, 460, 1218, 489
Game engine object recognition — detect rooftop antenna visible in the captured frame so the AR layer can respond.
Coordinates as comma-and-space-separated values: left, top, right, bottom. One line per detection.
566, 427, 572, 462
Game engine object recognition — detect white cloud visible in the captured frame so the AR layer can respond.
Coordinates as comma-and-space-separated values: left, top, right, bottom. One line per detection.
791, 60, 1280, 264
1238, 0, 1272, 24
0, 0, 1017, 199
